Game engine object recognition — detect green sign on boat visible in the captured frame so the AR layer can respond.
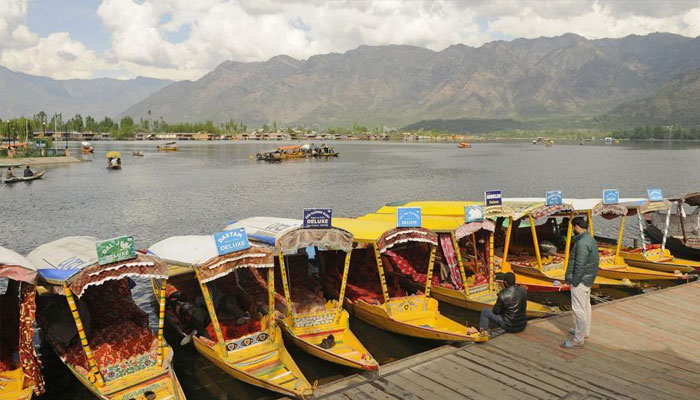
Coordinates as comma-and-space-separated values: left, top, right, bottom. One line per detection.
96, 235, 136, 265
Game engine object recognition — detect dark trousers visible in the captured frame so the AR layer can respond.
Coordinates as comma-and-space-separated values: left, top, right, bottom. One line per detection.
479, 308, 505, 331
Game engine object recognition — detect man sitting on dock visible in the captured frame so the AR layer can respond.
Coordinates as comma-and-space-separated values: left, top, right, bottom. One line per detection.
478, 272, 527, 336
562, 217, 599, 349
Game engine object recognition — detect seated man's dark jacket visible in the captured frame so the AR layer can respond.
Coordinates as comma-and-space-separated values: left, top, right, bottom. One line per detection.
492, 285, 528, 332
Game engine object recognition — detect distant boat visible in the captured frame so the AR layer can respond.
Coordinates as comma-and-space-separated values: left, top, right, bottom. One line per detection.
107, 151, 122, 169
81, 141, 94, 154
457, 142, 471, 148
132, 151, 144, 157
4, 170, 45, 184
157, 142, 178, 151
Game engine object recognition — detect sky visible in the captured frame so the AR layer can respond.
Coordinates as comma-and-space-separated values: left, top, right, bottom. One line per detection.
1, 0, 699, 81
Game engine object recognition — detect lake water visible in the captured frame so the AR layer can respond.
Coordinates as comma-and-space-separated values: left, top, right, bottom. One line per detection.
3, 140, 698, 399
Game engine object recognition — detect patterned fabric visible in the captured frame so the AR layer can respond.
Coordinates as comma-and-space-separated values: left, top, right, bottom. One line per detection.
531, 204, 574, 220
439, 234, 462, 289
197, 246, 274, 284
0, 281, 19, 372
206, 320, 261, 341
276, 228, 353, 254
377, 228, 438, 253
19, 283, 44, 394
62, 320, 157, 381
82, 279, 149, 330
382, 250, 440, 287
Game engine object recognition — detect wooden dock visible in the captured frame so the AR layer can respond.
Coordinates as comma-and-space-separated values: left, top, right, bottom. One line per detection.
310, 281, 700, 399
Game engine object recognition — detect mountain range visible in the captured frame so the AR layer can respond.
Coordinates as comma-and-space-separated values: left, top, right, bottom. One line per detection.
0, 65, 171, 120
2, 33, 700, 128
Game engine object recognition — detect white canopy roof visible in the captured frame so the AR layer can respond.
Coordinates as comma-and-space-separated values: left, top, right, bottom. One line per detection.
225, 217, 302, 239
149, 235, 221, 266
0, 246, 39, 283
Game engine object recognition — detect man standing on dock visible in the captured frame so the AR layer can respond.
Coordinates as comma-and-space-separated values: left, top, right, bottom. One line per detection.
562, 217, 599, 349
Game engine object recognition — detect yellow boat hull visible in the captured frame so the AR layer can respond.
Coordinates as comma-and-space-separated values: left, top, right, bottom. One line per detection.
279, 310, 378, 370
429, 285, 559, 318
348, 296, 487, 342
510, 263, 636, 288
192, 326, 313, 398
62, 347, 186, 400
599, 256, 687, 281
615, 247, 698, 274
0, 368, 34, 400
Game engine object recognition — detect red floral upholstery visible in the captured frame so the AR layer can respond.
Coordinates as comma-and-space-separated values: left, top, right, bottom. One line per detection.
62, 320, 156, 377
382, 250, 440, 287
82, 279, 149, 330
206, 319, 262, 341
0, 286, 19, 372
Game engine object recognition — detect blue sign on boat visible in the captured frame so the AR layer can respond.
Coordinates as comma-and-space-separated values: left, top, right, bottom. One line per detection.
603, 189, 619, 205
465, 205, 484, 223
647, 189, 664, 202
213, 228, 251, 255
485, 190, 502, 206
303, 208, 332, 228
397, 207, 421, 228
546, 190, 563, 206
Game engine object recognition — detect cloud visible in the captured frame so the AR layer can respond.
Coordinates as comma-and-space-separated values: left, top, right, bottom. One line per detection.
2, 0, 700, 80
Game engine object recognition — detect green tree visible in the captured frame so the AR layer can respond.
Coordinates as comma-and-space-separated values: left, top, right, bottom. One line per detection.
118, 116, 135, 137
85, 116, 98, 132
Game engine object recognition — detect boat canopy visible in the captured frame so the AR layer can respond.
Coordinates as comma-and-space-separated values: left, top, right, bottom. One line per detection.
592, 203, 628, 218
106, 151, 121, 158
376, 200, 481, 216
278, 145, 301, 151
506, 198, 602, 213
358, 212, 494, 242
276, 227, 354, 255
333, 217, 437, 252
225, 217, 302, 245
455, 220, 495, 241
679, 192, 700, 207
27, 236, 167, 297
0, 246, 39, 283
530, 203, 574, 220
81, 141, 91, 147
484, 202, 542, 221
149, 236, 274, 284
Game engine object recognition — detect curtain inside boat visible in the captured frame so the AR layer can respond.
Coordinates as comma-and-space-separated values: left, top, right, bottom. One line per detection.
438, 234, 462, 289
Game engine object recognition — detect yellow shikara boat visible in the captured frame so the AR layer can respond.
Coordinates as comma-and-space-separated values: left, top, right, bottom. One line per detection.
149, 235, 313, 398
106, 151, 121, 170
331, 217, 487, 342
594, 200, 696, 279
376, 201, 574, 293
157, 142, 178, 152
226, 217, 378, 370
495, 199, 636, 288
596, 200, 700, 279
28, 236, 185, 400
0, 248, 44, 400
357, 213, 559, 318
278, 145, 306, 159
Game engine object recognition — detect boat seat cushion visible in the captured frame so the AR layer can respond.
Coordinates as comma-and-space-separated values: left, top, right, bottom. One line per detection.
83, 279, 149, 331
382, 250, 440, 287
206, 319, 262, 341
62, 320, 157, 382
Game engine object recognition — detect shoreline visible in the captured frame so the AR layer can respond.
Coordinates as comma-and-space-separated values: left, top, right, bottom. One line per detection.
0, 156, 82, 167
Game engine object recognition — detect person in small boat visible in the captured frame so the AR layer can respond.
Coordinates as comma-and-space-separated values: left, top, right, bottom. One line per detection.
200, 283, 251, 324
168, 291, 210, 338
23, 165, 33, 177
478, 272, 527, 335
5, 167, 14, 180
562, 217, 599, 349
43, 296, 92, 354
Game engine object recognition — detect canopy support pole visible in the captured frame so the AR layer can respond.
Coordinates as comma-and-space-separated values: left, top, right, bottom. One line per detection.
615, 216, 626, 259
563, 213, 574, 268
662, 208, 671, 252
195, 270, 227, 356
277, 251, 294, 328
267, 266, 276, 338
157, 278, 167, 367
335, 251, 352, 324
471, 233, 478, 270
502, 217, 513, 265
529, 215, 544, 270
63, 284, 104, 387
423, 245, 437, 311
372, 245, 391, 314
450, 232, 469, 298
679, 201, 688, 244
587, 210, 595, 236
637, 211, 648, 256
489, 232, 495, 292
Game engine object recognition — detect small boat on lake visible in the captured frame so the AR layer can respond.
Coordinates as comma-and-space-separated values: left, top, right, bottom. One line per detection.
330, 217, 487, 342
106, 151, 121, 169
457, 142, 471, 148
157, 142, 178, 152
81, 142, 94, 154
227, 217, 378, 371
0, 247, 45, 400
28, 236, 186, 400
132, 151, 144, 157
4, 171, 44, 184
149, 235, 313, 398
257, 145, 305, 161
645, 192, 700, 262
